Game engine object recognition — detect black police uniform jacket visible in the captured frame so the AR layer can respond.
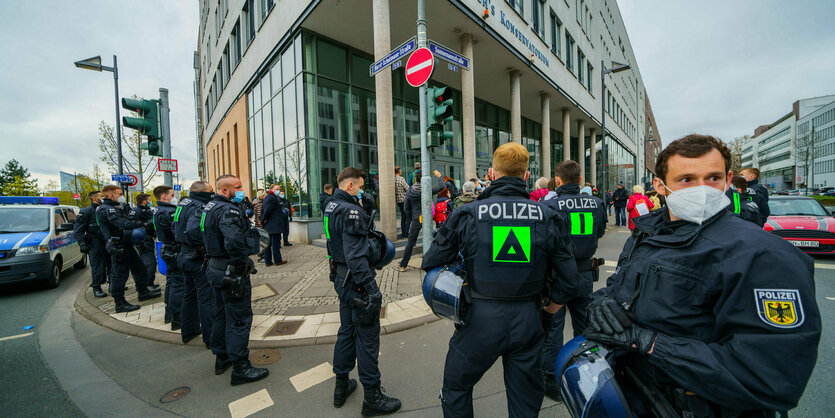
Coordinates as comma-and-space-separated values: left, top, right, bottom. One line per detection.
725, 188, 762, 226
201, 194, 260, 267
747, 178, 771, 221
596, 207, 820, 411
323, 189, 376, 287
173, 192, 212, 254
95, 199, 145, 244
129, 204, 156, 248
421, 176, 579, 303
543, 183, 607, 260
154, 202, 178, 244
73, 202, 104, 245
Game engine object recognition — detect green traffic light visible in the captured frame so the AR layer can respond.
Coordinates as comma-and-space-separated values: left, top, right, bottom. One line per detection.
121, 97, 161, 140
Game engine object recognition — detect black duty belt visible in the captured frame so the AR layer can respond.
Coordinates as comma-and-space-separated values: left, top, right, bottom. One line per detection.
207, 257, 229, 270
332, 263, 350, 279
469, 288, 537, 302
576, 257, 594, 272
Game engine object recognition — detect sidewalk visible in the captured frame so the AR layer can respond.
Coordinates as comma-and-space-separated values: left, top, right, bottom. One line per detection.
74, 244, 436, 347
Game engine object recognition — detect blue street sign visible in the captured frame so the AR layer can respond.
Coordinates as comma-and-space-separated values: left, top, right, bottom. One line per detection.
429, 42, 470, 71
111, 174, 130, 182
173, 184, 182, 191
391, 60, 403, 71
370, 37, 416, 76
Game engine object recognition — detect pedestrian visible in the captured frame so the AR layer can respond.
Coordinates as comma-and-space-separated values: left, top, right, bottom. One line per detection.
584, 134, 821, 415
153, 185, 184, 330
260, 184, 288, 266
529, 177, 549, 201
278, 189, 293, 246
394, 167, 410, 238
541, 178, 558, 201
645, 189, 662, 211
398, 170, 445, 272
96, 185, 160, 312
319, 184, 334, 214
580, 182, 593, 195
202, 174, 269, 386
73, 190, 110, 298
174, 181, 216, 346
453, 181, 477, 209
323, 167, 401, 415
442, 174, 459, 198
540, 160, 607, 401
433, 188, 454, 227
129, 193, 158, 288
408, 162, 421, 186
626, 185, 654, 230
421, 143, 579, 417
726, 175, 762, 225
605, 189, 614, 216
740, 167, 771, 224
612, 183, 628, 226
252, 189, 266, 225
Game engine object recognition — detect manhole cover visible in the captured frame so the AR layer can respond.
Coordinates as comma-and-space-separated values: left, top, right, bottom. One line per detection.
250, 348, 282, 365
160, 387, 190, 403
380, 306, 387, 319
265, 320, 304, 336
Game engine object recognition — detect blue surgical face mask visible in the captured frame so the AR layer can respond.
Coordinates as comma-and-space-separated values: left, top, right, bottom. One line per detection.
357, 189, 364, 199
279, 193, 285, 198
232, 191, 245, 203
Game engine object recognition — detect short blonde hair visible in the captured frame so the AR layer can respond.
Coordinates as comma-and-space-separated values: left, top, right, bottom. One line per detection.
535, 177, 549, 189
492, 143, 529, 178
256, 189, 267, 199
633, 185, 644, 194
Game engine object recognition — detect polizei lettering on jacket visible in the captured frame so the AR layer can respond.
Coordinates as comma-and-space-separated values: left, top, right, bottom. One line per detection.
556, 197, 599, 211
478, 202, 543, 221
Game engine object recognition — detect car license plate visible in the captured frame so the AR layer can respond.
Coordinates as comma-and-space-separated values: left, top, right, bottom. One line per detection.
789, 240, 820, 247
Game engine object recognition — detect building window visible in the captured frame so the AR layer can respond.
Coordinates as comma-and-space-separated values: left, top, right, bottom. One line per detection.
214, 8, 220, 40
243, 0, 255, 46
231, 21, 241, 69
565, 33, 574, 73
261, 0, 274, 22
507, 0, 524, 17
531, 0, 544, 38
577, 49, 585, 84
549, 11, 561, 58
587, 62, 593, 92
222, 44, 230, 85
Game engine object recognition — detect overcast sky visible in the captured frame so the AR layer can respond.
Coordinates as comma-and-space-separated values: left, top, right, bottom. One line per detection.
2, 1, 834, 191
620, 0, 835, 145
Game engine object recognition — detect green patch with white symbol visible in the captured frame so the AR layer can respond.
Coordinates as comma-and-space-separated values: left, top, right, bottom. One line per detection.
492, 226, 531, 263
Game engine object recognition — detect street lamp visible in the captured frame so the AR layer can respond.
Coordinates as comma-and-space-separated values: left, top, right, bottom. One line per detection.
75, 55, 124, 178
600, 60, 631, 194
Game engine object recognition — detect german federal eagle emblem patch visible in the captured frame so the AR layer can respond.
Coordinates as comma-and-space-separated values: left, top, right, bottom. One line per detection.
754, 289, 805, 329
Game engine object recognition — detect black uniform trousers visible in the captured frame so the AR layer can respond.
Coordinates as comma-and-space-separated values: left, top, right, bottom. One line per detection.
397, 202, 409, 238
136, 240, 157, 285
163, 255, 184, 316
399, 217, 421, 268
442, 298, 545, 418
108, 244, 151, 298
332, 274, 381, 389
89, 236, 111, 287
179, 253, 215, 346
207, 266, 253, 361
541, 269, 593, 376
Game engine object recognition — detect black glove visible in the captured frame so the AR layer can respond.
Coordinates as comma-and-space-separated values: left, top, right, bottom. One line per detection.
584, 324, 657, 355
78, 242, 90, 253
587, 296, 633, 335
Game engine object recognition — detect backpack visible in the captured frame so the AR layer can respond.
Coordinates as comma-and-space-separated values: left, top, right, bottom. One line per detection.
433, 200, 450, 225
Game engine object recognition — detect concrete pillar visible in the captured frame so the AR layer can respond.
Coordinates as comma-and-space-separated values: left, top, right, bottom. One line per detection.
510, 70, 521, 143
372, 0, 396, 238
541, 93, 551, 177
578, 119, 586, 180
562, 108, 571, 161
589, 128, 597, 187
461, 33, 476, 181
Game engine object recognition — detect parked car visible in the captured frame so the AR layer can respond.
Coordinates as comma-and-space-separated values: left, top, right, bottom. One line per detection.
815, 187, 834, 195
764, 196, 835, 255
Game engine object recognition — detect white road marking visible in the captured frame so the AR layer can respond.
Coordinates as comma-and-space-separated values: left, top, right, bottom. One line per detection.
228, 388, 274, 418
289, 362, 335, 392
406, 59, 432, 75
0, 332, 34, 342
814, 263, 835, 270
826, 297, 835, 301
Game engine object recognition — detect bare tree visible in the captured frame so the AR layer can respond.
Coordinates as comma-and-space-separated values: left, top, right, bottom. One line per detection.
795, 125, 819, 192
97, 119, 158, 188
729, 135, 749, 173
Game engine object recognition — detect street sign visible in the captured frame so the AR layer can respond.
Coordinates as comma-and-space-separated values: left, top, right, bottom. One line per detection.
111, 174, 130, 183
429, 41, 470, 71
126, 174, 139, 188
173, 184, 181, 191
158, 158, 178, 172
405, 47, 434, 87
369, 37, 417, 76
73, 193, 80, 200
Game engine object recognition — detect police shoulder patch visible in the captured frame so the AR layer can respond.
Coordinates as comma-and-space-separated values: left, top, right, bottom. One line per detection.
754, 288, 805, 329
229, 209, 240, 215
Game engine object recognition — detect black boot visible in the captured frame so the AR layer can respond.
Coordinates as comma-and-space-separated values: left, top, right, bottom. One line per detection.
215, 353, 232, 375
361, 387, 401, 416
114, 297, 139, 313
544, 373, 562, 402
182, 330, 201, 344
92, 286, 107, 298
333, 376, 357, 408
230, 359, 269, 386
137, 289, 161, 301
170, 313, 181, 331
164, 308, 172, 324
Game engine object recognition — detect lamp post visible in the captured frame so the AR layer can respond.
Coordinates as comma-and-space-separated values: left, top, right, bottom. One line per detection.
644, 136, 658, 190
600, 60, 631, 195
75, 55, 123, 177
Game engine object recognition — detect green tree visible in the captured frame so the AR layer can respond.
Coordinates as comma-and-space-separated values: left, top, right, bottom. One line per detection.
0, 159, 32, 193
1, 175, 39, 196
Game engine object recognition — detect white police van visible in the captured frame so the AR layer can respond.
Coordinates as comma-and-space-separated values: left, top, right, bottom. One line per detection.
0, 196, 87, 288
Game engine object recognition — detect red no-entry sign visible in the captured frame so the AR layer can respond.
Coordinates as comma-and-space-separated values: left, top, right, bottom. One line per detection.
405, 47, 434, 87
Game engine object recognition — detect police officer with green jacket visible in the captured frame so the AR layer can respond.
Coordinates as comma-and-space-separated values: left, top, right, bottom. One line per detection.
73, 190, 110, 298
153, 185, 183, 330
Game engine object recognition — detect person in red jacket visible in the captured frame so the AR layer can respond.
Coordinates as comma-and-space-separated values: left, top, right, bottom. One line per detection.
529, 177, 549, 201
626, 185, 654, 229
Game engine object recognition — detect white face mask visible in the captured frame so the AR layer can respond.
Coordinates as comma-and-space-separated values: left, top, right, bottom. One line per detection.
662, 183, 730, 225
170, 197, 179, 205
117, 196, 126, 204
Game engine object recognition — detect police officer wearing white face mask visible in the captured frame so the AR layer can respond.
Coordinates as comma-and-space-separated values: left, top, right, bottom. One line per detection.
584, 135, 821, 416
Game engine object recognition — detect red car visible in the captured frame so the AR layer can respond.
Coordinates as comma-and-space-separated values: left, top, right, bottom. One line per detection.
764, 196, 835, 254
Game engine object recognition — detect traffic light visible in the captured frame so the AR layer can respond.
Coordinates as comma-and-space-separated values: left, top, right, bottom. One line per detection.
425, 86, 454, 147
121, 97, 162, 156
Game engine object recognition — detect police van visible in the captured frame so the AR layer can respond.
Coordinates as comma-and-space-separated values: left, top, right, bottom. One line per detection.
0, 196, 87, 288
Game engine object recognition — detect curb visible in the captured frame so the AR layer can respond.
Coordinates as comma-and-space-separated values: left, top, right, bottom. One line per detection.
74, 284, 440, 349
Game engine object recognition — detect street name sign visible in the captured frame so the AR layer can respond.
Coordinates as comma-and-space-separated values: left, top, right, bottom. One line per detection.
173, 184, 182, 191
429, 41, 470, 71
158, 158, 178, 172
405, 47, 435, 87
369, 37, 416, 76
111, 174, 130, 182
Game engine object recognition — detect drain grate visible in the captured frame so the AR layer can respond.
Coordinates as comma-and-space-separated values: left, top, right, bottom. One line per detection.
265, 320, 304, 337
160, 387, 190, 403
250, 348, 282, 365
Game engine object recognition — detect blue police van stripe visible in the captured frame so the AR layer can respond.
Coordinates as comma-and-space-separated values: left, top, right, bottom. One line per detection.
0, 232, 49, 251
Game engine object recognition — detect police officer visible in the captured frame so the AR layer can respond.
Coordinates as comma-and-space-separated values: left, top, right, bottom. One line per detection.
130, 193, 159, 290
174, 181, 216, 345
740, 167, 771, 224
96, 185, 161, 312
324, 167, 401, 415
73, 190, 110, 298
540, 160, 607, 401
421, 143, 579, 417
153, 185, 184, 330
202, 174, 267, 385
585, 135, 821, 415
726, 175, 762, 226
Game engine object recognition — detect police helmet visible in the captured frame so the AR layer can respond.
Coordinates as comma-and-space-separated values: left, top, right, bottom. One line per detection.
127, 227, 146, 244
245, 208, 254, 218
367, 230, 395, 270
421, 265, 467, 325
556, 336, 633, 418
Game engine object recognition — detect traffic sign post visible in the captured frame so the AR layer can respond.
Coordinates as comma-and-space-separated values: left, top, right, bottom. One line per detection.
173, 184, 181, 191
158, 158, 178, 172
73, 193, 80, 200
405, 47, 435, 87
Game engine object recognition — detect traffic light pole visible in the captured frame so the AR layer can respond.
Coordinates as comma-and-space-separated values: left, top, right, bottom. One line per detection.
159, 88, 173, 187
417, 0, 433, 254
111, 55, 126, 197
